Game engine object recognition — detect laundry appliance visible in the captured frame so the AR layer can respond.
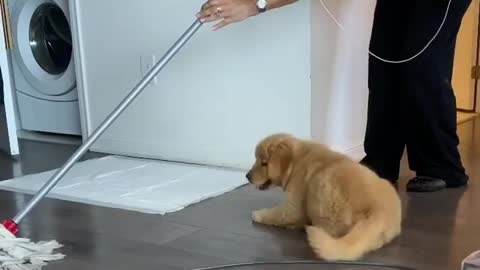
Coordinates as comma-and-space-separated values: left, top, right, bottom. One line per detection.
9, 0, 81, 135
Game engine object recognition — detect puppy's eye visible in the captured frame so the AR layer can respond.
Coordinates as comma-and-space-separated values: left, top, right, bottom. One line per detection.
261, 161, 268, 166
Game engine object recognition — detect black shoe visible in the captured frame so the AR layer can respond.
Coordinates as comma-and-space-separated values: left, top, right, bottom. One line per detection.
406, 176, 447, 192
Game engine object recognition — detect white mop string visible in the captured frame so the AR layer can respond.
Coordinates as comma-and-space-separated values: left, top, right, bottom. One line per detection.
318, 0, 452, 64
0, 226, 65, 270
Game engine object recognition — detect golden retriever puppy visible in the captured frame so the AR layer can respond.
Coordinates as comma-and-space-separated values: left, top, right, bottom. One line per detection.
246, 133, 402, 261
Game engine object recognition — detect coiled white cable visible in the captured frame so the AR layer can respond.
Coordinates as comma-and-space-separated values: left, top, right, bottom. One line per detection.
318, 0, 452, 64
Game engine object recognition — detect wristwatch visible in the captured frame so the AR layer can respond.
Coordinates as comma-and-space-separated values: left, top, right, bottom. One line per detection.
256, 0, 268, 13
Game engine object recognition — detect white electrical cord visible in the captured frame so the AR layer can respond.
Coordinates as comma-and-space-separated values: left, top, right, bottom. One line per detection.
318, 0, 452, 64
192, 260, 417, 270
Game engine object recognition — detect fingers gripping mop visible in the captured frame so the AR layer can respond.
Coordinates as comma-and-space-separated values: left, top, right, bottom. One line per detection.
0, 15, 203, 270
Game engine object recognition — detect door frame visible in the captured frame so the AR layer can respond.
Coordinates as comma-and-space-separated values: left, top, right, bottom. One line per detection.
474, 13, 480, 113
472, 0, 480, 113
0, 0, 19, 156
470, 0, 480, 113
476, 10, 480, 114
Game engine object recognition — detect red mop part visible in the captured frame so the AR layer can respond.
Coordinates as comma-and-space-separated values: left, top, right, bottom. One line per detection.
1, 220, 18, 236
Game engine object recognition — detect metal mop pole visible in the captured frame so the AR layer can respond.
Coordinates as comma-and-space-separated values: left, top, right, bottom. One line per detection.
1, 18, 203, 235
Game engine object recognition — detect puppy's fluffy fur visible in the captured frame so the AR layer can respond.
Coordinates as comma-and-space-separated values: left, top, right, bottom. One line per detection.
246, 133, 402, 261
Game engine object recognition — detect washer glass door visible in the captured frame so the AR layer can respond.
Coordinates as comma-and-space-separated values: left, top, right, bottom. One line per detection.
29, 3, 72, 76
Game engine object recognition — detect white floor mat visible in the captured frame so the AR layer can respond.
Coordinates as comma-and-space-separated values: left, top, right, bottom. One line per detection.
0, 156, 248, 214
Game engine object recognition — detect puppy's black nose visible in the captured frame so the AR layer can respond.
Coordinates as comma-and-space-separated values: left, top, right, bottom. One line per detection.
246, 171, 252, 182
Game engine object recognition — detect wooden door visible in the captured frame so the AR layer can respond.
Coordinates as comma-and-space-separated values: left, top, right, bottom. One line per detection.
452, 0, 479, 111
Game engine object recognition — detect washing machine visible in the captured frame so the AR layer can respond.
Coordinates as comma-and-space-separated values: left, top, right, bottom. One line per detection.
9, 0, 81, 135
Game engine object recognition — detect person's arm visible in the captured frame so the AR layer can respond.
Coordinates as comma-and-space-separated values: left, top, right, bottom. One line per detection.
266, 0, 298, 10
197, 0, 298, 30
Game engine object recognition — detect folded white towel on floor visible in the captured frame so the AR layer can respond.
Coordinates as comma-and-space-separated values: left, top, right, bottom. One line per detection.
0, 156, 248, 215
0, 226, 65, 270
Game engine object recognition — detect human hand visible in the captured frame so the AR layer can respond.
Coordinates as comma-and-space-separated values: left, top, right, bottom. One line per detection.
197, 0, 259, 30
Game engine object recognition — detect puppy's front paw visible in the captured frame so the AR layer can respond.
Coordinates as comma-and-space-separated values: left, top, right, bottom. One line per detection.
252, 209, 268, 224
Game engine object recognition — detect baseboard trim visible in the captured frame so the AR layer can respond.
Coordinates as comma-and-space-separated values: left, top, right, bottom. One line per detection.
339, 144, 365, 161
457, 112, 479, 125
17, 130, 82, 146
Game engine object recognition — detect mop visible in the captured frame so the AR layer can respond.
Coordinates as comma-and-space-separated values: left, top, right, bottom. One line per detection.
0, 10, 204, 269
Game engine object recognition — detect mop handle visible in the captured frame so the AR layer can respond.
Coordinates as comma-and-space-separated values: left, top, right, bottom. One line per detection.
11, 18, 204, 224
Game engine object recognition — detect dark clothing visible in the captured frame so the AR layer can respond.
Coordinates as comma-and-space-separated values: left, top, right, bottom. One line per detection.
0, 68, 3, 105
361, 0, 471, 187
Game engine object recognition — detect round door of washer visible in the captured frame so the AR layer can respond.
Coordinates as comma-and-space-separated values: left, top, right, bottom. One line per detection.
12, 0, 75, 97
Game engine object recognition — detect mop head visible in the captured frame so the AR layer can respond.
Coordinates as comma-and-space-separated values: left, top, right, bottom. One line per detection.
0, 225, 65, 270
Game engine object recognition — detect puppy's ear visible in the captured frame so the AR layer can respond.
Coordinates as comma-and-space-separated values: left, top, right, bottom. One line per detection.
267, 140, 293, 189
256, 143, 269, 165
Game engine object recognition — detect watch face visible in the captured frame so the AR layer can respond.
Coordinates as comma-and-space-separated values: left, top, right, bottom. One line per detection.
257, 0, 267, 9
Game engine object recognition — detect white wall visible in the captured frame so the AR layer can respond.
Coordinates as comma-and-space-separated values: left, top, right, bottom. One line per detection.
311, 0, 375, 158
71, 0, 375, 169
71, 0, 311, 170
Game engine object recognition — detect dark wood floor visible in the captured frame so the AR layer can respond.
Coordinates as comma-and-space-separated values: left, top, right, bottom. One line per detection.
1, 120, 480, 270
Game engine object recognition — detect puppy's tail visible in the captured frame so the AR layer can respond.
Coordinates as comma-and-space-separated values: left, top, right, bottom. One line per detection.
306, 210, 396, 261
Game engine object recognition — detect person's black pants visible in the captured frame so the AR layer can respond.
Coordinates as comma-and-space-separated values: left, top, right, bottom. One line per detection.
361, 0, 471, 187
0, 68, 3, 105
